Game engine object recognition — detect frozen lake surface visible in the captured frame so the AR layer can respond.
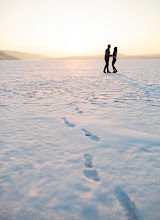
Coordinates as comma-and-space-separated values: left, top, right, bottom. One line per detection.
0, 59, 160, 219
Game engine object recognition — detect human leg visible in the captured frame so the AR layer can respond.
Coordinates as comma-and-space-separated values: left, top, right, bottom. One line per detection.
103, 60, 109, 73
106, 59, 110, 73
112, 59, 117, 72
103, 63, 107, 73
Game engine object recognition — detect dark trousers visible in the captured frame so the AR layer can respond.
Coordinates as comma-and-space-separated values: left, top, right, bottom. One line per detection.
112, 58, 117, 72
104, 59, 109, 72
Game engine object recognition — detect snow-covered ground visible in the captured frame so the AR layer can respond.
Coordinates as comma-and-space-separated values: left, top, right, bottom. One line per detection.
0, 59, 160, 220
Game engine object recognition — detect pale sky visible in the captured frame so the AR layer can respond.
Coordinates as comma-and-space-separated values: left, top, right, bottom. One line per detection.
1, 0, 160, 57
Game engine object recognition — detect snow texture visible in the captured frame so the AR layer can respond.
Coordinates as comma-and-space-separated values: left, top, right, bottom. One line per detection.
0, 59, 160, 220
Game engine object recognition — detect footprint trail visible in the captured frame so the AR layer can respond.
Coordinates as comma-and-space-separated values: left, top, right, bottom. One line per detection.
81, 129, 100, 142
114, 186, 142, 220
75, 107, 83, 114
83, 154, 100, 182
62, 117, 75, 127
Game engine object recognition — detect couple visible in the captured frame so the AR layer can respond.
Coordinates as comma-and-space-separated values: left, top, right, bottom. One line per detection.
103, 44, 118, 73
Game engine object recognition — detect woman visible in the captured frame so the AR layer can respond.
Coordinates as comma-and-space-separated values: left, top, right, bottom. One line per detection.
112, 47, 118, 73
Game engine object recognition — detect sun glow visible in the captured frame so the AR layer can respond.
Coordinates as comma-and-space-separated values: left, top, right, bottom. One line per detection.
1, 0, 160, 56
65, 28, 86, 55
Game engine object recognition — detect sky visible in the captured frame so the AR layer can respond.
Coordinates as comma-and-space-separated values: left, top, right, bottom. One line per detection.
1, 0, 160, 57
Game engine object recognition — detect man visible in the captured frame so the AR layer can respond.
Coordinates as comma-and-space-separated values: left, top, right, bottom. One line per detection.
103, 44, 112, 73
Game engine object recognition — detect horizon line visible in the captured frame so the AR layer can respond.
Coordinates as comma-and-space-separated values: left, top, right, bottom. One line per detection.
1, 49, 160, 58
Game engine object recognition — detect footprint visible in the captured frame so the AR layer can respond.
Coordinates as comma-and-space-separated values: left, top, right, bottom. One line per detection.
83, 154, 100, 182
62, 117, 75, 127
114, 186, 141, 220
81, 129, 100, 142
77, 110, 83, 114
75, 107, 83, 114
84, 154, 93, 168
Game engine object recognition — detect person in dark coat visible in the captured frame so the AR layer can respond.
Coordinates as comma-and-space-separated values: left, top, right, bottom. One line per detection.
112, 47, 118, 73
103, 44, 112, 73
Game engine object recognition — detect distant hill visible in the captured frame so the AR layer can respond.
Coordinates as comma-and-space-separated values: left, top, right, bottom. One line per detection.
117, 54, 160, 59
0, 51, 20, 60
1, 50, 160, 60
2, 50, 51, 60
46, 53, 127, 60
47, 53, 160, 60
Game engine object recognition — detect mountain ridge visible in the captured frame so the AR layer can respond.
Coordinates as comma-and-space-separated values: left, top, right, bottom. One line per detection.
0, 51, 21, 60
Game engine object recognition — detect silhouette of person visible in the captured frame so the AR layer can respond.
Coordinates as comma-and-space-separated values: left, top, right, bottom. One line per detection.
103, 44, 112, 73
112, 47, 118, 73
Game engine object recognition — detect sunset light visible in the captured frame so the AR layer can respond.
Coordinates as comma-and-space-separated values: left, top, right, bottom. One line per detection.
1, 0, 160, 219
1, 0, 160, 57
